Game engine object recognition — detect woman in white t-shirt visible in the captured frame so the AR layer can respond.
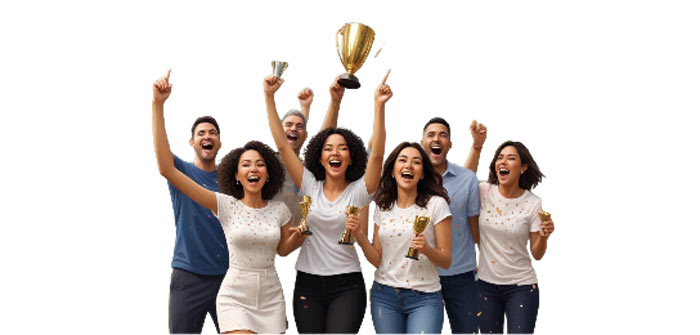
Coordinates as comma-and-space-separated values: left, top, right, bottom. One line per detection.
264, 72, 392, 333
346, 142, 452, 334
155, 136, 305, 333
477, 140, 555, 334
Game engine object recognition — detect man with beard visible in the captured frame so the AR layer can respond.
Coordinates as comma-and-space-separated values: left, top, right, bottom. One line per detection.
420, 117, 485, 334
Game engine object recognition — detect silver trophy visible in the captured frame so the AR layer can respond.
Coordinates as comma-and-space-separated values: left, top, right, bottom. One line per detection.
272, 60, 288, 78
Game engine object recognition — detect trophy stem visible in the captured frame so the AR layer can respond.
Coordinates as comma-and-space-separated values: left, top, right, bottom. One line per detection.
338, 229, 353, 245
406, 247, 419, 260
337, 73, 361, 89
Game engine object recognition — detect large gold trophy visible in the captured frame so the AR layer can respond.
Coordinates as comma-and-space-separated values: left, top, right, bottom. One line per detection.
271, 60, 288, 78
339, 205, 360, 245
406, 215, 430, 260
336, 22, 375, 89
298, 195, 313, 235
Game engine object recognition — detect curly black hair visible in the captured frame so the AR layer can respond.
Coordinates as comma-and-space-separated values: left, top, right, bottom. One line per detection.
487, 140, 545, 190
218, 140, 285, 200
303, 127, 367, 182
374, 142, 450, 211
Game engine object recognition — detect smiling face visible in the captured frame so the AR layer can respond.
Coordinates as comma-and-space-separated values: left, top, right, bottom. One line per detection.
235, 149, 268, 196
494, 145, 528, 187
391, 147, 424, 192
321, 134, 351, 180
189, 122, 221, 163
282, 114, 307, 154
421, 123, 452, 168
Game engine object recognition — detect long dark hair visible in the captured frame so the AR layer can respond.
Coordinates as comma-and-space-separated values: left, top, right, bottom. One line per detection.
487, 140, 544, 190
303, 127, 367, 182
374, 142, 450, 211
218, 140, 285, 200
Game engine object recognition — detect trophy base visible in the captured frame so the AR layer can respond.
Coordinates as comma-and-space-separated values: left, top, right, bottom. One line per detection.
338, 240, 353, 245
302, 230, 313, 236
337, 73, 361, 89
405, 254, 419, 260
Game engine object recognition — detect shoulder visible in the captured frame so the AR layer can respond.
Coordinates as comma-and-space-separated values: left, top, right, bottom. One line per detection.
427, 195, 449, 209
449, 162, 477, 180
523, 190, 542, 206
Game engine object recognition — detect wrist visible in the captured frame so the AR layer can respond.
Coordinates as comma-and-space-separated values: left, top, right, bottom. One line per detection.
152, 99, 165, 105
472, 144, 483, 151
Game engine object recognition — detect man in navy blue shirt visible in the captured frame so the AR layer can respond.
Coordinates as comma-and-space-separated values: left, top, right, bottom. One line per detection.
152, 70, 228, 333
421, 117, 485, 334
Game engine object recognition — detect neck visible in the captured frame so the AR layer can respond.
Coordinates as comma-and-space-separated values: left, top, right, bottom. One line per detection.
498, 182, 525, 199
433, 161, 448, 175
396, 186, 418, 208
324, 174, 349, 193
194, 156, 216, 172
241, 192, 266, 208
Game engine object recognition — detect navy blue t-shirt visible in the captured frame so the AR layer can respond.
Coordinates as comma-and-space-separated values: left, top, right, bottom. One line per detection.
168, 155, 228, 275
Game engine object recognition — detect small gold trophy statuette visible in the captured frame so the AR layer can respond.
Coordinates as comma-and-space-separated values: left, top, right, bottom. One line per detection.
538, 210, 551, 237
271, 60, 288, 78
339, 205, 360, 245
298, 195, 313, 235
406, 215, 430, 260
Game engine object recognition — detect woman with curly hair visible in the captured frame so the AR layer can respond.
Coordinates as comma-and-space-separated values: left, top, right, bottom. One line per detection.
476, 140, 555, 334
264, 71, 392, 333
346, 142, 452, 334
154, 122, 304, 333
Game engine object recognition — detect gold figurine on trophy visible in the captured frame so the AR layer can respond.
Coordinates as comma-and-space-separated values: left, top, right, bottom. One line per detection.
538, 209, 552, 237
298, 195, 313, 235
406, 215, 430, 260
335, 22, 375, 89
339, 205, 360, 245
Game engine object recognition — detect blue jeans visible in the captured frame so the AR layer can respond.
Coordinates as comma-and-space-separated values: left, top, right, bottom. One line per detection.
370, 281, 444, 334
477, 279, 539, 334
440, 271, 478, 333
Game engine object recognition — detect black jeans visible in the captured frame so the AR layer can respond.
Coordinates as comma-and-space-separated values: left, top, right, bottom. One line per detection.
477, 279, 540, 334
293, 271, 366, 333
169, 268, 224, 334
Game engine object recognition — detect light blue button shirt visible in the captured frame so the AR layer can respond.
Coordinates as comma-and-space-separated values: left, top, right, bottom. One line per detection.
438, 162, 480, 276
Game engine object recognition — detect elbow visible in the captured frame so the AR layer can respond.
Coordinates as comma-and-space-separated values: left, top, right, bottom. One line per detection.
442, 256, 452, 270
533, 252, 544, 261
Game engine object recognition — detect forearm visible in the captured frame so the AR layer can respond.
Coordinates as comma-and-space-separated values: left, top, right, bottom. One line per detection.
320, 99, 340, 130
469, 216, 480, 244
422, 244, 451, 269
152, 101, 175, 176
300, 104, 311, 122
364, 102, 386, 192
356, 234, 381, 268
531, 235, 548, 260
464, 145, 482, 173
278, 235, 303, 256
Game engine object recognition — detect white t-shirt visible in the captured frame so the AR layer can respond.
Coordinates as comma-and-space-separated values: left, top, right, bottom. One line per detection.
477, 183, 542, 285
295, 167, 373, 275
215, 193, 292, 269
273, 154, 303, 226
373, 196, 451, 292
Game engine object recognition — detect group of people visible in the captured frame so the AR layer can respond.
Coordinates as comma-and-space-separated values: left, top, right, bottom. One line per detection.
152, 69, 555, 334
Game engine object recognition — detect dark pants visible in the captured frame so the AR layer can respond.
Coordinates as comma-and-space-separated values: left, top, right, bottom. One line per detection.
293, 271, 366, 334
169, 268, 225, 334
477, 279, 539, 334
440, 271, 478, 334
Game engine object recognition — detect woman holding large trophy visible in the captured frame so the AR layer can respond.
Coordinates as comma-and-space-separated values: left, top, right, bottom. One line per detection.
263, 69, 391, 333
346, 142, 453, 334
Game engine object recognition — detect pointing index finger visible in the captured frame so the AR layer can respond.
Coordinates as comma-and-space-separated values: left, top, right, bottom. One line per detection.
381, 69, 391, 85
165, 69, 171, 82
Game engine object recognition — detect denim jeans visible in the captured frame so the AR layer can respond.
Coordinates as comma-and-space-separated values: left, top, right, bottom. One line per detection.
477, 279, 540, 334
440, 271, 478, 333
370, 281, 444, 334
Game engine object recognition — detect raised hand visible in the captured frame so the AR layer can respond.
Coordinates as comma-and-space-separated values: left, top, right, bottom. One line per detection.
298, 88, 314, 108
470, 120, 488, 149
330, 77, 345, 102
264, 75, 284, 96
153, 69, 172, 103
374, 70, 393, 104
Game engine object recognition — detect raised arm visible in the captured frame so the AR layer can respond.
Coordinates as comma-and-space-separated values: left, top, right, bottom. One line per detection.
464, 120, 487, 173
264, 75, 304, 189
152, 70, 217, 213
297, 87, 314, 121
320, 78, 345, 130
364, 70, 392, 194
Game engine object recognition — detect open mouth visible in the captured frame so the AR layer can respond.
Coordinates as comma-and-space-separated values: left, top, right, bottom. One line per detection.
430, 145, 442, 155
286, 134, 298, 142
329, 160, 341, 168
400, 171, 414, 180
202, 142, 214, 150
247, 176, 261, 185
499, 168, 510, 177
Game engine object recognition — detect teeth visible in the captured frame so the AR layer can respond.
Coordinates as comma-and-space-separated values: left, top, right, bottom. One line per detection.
401, 171, 413, 177
330, 160, 340, 164
248, 176, 260, 182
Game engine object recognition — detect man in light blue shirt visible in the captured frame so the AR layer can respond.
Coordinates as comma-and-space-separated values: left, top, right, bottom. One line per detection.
421, 117, 483, 333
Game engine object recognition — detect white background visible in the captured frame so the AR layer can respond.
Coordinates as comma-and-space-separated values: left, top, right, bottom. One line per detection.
1, 0, 698, 333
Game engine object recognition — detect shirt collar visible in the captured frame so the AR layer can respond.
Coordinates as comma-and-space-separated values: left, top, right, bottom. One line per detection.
443, 161, 457, 177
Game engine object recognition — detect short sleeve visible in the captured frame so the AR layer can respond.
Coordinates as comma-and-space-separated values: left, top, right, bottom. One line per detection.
430, 196, 452, 226
278, 202, 293, 227
299, 167, 318, 197
529, 197, 543, 233
372, 205, 382, 227
478, 182, 490, 209
466, 174, 480, 217
214, 192, 234, 223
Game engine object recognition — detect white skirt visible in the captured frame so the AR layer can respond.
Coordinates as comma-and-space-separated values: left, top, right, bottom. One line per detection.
216, 266, 286, 333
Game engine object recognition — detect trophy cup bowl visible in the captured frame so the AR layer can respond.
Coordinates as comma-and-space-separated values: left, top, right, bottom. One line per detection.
406, 215, 430, 260
298, 195, 313, 235
336, 22, 375, 89
339, 205, 360, 245
272, 60, 288, 78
